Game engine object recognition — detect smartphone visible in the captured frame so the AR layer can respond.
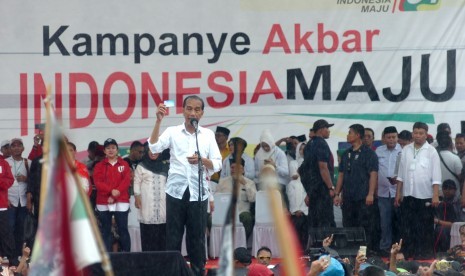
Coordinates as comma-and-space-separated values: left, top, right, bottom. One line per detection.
324, 254, 331, 262
359, 246, 367, 256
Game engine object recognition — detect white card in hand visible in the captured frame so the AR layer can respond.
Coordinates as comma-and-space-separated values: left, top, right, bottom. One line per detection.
164, 100, 175, 107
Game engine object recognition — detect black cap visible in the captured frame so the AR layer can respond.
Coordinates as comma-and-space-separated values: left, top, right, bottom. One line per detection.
234, 247, 252, 265
216, 126, 230, 136
383, 126, 398, 135
103, 138, 118, 148
296, 135, 307, 142
312, 119, 334, 132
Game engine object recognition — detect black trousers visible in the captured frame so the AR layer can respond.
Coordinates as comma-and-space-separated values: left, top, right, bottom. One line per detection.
0, 210, 15, 260
342, 198, 380, 252
166, 190, 207, 276
140, 223, 166, 252
308, 187, 336, 228
400, 196, 434, 257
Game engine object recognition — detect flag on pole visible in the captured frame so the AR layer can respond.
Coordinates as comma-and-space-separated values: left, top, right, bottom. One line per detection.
29, 92, 109, 275
217, 204, 234, 276
217, 140, 245, 276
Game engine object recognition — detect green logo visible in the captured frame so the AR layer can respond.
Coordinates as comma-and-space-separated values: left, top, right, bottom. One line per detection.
400, 0, 440, 11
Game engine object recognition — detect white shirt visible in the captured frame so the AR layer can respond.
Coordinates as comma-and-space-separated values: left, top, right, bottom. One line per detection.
6, 157, 28, 207
220, 153, 255, 180
397, 142, 442, 199
286, 178, 308, 215
133, 165, 167, 224
148, 123, 222, 201
438, 150, 463, 199
376, 144, 402, 198
216, 176, 256, 214
254, 148, 289, 186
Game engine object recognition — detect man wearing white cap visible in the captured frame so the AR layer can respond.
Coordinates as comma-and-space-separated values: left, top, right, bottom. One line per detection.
0, 140, 11, 160
6, 138, 29, 258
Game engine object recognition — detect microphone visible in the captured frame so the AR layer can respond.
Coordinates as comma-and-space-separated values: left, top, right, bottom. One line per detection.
425, 201, 442, 207
190, 118, 198, 129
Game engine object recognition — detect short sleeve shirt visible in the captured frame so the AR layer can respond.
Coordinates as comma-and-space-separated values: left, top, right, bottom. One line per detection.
339, 144, 379, 201
304, 136, 334, 180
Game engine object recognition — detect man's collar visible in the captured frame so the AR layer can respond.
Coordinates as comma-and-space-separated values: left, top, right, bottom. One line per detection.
181, 122, 202, 134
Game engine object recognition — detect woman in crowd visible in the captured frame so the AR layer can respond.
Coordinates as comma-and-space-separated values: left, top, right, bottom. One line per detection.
133, 144, 170, 251
93, 138, 131, 252
254, 129, 289, 207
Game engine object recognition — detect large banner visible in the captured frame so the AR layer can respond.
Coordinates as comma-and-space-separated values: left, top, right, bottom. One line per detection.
1, 0, 464, 155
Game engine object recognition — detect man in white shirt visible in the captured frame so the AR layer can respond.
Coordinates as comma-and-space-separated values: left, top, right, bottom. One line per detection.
148, 95, 222, 276
6, 138, 29, 258
220, 137, 255, 180
376, 126, 402, 256
395, 122, 441, 259
217, 158, 256, 239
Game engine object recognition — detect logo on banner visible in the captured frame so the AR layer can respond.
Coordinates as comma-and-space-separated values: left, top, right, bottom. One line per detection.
399, 0, 440, 11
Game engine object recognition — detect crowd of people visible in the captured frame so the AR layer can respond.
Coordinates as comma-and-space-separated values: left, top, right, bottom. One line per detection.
1, 94, 465, 275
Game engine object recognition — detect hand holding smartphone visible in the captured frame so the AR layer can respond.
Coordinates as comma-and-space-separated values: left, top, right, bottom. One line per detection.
359, 245, 367, 257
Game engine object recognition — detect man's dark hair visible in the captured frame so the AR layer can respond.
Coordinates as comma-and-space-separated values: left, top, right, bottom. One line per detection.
437, 122, 451, 133
256, 246, 272, 257
87, 141, 99, 151
436, 130, 453, 150
183, 95, 205, 110
229, 137, 248, 150
229, 157, 245, 167
413, 122, 428, 132
398, 130, 412, 141
365, 128, 375, 138
349, 124, 365, 139
130, 140, 143, 150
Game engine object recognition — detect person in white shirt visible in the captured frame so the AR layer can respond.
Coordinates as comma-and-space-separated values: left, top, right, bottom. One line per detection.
375, 126, 402, 256
216, 158, 256, 239
6, 138, 29, 258
134, 145, 170, 251
148, 95, 222, 276
436, 131, 463, 200
287, 142, 308, 250
395, 122, 441, 259
254, 129, 290, 208
220, 137, 255, 180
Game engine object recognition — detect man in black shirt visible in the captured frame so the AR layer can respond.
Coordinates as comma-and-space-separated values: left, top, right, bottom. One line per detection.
334, 124, 379, 253
300, 119, 336, 229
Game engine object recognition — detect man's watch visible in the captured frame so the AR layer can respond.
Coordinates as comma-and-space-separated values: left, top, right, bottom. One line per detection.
329, 186, 335, 191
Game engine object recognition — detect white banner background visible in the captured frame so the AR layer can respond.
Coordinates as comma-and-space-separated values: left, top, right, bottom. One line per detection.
1, 0, 464, 156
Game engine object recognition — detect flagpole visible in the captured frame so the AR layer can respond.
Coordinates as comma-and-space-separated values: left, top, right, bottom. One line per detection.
37, 85, 53, 220
61, 140, 115, 276
267, 184, 305, 276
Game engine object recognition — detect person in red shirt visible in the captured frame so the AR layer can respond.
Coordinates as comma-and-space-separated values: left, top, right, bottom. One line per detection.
93, 138, 131, 252
0, 157, 15, 260
66, 142, 91, 196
